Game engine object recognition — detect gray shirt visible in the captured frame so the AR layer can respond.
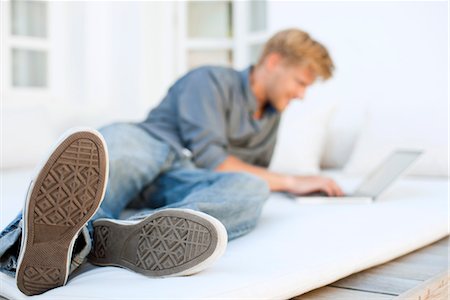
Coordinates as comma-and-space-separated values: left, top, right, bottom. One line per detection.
137, 65, 281, 169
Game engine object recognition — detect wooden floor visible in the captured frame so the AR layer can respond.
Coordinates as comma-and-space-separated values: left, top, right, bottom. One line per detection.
294, 236, 449, 300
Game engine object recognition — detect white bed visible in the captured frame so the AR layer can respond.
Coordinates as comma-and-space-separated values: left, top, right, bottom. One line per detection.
2, 94, 448, 299
1, 169, 448, 299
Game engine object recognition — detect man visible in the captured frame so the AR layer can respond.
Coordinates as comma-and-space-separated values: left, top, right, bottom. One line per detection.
0, 28, 343, 296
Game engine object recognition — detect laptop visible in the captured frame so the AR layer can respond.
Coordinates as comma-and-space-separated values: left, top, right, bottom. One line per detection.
292, 150, 423, 204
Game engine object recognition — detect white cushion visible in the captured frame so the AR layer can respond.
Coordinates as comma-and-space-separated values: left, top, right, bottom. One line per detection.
320, 101, 368, 169
344, 119, 449, 177
269, 101, 335, 175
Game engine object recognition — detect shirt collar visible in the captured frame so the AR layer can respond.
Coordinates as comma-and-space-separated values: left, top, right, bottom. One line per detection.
240, 65, 278, 117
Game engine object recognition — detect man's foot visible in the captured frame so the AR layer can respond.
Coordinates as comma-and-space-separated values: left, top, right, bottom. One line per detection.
16, 129, 109, 296
89, 209, 227, 276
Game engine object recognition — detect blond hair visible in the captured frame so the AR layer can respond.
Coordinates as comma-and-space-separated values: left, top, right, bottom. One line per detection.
258, 28, 334, 80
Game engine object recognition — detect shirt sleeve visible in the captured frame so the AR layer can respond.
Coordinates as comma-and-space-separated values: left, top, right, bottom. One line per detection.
175, 69, 229, 169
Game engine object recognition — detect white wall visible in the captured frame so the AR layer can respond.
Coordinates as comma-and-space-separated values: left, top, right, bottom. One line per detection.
60, 1, 177, 125
268, 1, 448, 168
2, 1, 177, 169
7, 1, 176, 123
3, 1, 448, 172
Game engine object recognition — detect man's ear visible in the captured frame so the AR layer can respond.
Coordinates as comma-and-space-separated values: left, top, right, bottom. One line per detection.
264, 52, 282, 70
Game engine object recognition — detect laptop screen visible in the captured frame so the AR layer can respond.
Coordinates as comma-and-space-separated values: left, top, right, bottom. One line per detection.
353, 150, 423, 198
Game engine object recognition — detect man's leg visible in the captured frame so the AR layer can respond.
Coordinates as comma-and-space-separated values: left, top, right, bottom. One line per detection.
92, 123, 174, 223
85, 124, 229, 276
0, 213, 24, 277
86, 135, 230, 277
128, 166, 271, 240
13, 129, 109, 296
0, 123, 173, 295
88, 208, 228, 277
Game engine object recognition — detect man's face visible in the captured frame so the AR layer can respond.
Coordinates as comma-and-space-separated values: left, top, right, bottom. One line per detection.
264, 56, 317, 112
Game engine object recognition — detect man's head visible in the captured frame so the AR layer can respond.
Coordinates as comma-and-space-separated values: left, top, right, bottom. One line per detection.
254, 29, 334, 112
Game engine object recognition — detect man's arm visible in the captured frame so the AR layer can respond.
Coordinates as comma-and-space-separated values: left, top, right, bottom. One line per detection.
215, 155, 344, 196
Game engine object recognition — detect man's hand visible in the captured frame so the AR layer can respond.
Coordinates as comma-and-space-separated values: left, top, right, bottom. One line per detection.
216, 155, 344, 196
284, 175, 344, 196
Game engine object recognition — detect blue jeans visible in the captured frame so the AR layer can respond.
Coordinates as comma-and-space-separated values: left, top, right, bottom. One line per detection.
0, 123, 270, 277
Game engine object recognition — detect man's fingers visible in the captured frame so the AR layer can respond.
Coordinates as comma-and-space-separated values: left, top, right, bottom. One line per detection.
331, 181, 344, 196
322, 178, 344, 197
292, 176, 344, 196
321, 185, 334, 196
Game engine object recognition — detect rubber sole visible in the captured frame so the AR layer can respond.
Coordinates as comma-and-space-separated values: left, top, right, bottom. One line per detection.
89, 209, 222, 276
16, 130, 108, 296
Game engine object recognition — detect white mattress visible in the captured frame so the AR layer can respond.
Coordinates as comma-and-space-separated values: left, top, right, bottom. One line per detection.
0, 169, 448, 299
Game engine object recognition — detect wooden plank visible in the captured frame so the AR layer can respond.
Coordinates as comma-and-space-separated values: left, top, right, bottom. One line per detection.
395, 237, 449, 257
366, 260, 447, 281
394, 251, 449, 266
416, 245, 449, 257
412, 241, 449, 257
412, 246, 448, 256
396, 271, 449, 300
330, 271, 422, 295
293, 286, 394, 300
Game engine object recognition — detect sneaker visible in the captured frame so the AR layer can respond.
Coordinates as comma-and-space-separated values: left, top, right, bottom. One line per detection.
16, 128, 109, 296
89, 209, 227, 276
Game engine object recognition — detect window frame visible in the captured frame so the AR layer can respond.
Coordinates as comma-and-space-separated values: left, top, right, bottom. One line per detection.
176, 0, 269, 76
1, 0, 54, 105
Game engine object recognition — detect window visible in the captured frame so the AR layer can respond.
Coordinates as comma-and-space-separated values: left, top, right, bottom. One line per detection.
12, 48, 48, 87
1, 0, 51, 102
176, 0, 268, 75
247, 0, 267, 64
187, 1, 232, 39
